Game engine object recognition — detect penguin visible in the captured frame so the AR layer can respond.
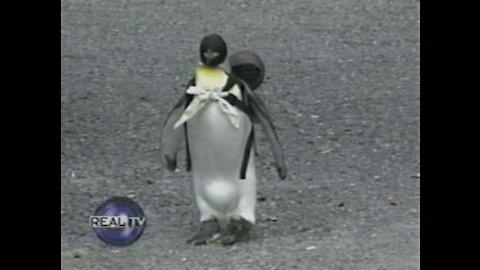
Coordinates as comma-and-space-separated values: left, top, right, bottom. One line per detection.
161, 34, 287, 245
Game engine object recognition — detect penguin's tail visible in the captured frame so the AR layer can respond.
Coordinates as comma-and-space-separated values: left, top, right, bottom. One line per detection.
229, 50, 265, 91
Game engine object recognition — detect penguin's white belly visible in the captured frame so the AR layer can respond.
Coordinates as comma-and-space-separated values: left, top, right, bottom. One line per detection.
187, 102, 256, 222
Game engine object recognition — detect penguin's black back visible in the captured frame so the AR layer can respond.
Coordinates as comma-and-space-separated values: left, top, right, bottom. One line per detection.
229, 50, 265, 91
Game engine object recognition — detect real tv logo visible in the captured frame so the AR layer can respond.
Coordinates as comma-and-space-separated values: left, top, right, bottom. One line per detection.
90, 216, 146, 228
90, 197, 147, 246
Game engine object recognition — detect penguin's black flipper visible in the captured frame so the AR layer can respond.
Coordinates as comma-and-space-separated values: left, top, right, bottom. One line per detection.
161, 78, 196, 171
241, 81, 287, 180
246, 89, 274, 123
161, 94, 187, 171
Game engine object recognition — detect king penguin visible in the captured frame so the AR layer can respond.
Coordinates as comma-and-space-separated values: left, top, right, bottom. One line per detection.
161, 34, 287, 245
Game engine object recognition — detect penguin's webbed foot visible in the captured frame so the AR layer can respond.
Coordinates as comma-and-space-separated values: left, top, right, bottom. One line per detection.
210, 233, 237, 246
164, 155, 177, 171
186, 219, 220, 245
228, 217, 253, 241
211, 218, 253, 246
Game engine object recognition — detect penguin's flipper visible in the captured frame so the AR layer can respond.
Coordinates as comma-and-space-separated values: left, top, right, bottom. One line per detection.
242, 81, 287, 180
161, 94, 188, 171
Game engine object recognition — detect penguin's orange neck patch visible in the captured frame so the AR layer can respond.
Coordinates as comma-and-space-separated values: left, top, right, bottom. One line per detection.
195, 65, 228, 88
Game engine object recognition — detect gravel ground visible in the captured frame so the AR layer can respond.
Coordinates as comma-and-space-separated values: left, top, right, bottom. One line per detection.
61, 0, 420, 269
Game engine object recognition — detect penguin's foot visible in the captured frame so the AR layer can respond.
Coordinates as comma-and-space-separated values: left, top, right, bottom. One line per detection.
210, 233, 237, 246
164, 155, 177, 171
211, 217, 253, 246
228, 217, 253, 241
186, 219, 220, 245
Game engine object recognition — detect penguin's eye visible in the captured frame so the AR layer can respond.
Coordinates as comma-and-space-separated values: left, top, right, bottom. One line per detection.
203, 50, 220, 59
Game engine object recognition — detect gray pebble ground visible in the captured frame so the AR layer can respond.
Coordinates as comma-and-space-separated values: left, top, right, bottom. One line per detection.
61, 0, 420, 269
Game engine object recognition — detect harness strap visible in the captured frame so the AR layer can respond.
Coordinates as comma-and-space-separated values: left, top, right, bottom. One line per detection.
221, 72, 237, 92
222, 94, 251, 116
239, 126, 255, 180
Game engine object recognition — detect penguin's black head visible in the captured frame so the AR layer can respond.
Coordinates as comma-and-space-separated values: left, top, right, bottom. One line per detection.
199, 34, 227, 67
